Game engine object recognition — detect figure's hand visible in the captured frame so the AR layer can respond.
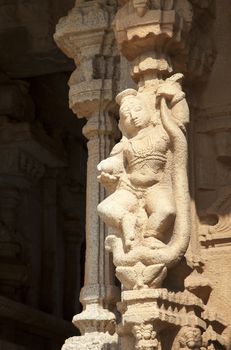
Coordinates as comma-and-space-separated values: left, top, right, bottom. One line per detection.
98, 171, 119, 192
98, 171, 119, 184
156, 83, 179, 101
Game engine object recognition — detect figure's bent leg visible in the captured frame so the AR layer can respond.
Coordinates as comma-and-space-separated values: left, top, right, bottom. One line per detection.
145, 187, 176, 241
97, 189, 138, 247
121, 213, 137, 250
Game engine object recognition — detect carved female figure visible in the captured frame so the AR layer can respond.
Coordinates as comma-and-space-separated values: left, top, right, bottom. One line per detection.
97, 74, 190, 269
97, 86, 176, 250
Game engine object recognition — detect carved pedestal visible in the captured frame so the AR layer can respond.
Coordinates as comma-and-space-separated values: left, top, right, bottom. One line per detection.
117, 288, 228, 350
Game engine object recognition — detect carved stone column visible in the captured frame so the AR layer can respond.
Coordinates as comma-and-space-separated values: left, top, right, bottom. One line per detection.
54, 2, 120, 349
97, 1, 229, 350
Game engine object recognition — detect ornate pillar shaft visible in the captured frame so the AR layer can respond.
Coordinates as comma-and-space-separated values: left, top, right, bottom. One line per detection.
82, 113, 115, 290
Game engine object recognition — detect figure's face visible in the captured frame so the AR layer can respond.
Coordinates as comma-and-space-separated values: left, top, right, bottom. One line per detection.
119, 96, 151, 137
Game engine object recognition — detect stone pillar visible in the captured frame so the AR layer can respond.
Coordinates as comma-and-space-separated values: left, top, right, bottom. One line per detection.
96, 1, 230, 350
54, 2, 120, 348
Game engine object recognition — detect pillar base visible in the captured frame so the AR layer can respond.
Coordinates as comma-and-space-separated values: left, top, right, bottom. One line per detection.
69, 303, 119, 350
117, 289, 228, 349
62, 332, 118, 350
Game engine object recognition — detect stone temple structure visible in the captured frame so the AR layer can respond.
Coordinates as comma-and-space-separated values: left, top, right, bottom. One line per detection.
0, 0, 231, 349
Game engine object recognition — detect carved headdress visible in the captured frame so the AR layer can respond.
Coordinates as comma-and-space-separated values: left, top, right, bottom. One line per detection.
116, 88, 138, 105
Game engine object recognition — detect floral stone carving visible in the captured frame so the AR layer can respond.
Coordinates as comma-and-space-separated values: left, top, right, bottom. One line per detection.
97, 73, 190, 290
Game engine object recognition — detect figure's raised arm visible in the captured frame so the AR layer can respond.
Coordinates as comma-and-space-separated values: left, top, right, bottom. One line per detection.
156, 73, 189, 131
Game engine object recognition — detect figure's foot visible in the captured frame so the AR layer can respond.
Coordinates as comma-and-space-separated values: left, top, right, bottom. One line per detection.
143, 237, 166, 249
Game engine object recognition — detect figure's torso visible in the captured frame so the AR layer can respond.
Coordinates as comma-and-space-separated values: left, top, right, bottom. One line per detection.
125, 125, 169, 172
123, 125, 170, 188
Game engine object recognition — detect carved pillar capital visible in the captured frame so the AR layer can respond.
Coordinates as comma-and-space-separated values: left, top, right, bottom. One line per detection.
54, 3, 110, 59
112, 0, 215, 84
54, 2, 117, 117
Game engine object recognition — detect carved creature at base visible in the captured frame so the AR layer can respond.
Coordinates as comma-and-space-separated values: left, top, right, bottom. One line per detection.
172, 327, 203, 350
97, 73, 190, 290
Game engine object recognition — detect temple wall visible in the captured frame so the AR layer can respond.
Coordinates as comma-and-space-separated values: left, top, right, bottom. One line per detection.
192, 0, 231, 328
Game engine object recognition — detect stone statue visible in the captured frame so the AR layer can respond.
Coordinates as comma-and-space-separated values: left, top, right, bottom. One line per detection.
97, 73, 190, 289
